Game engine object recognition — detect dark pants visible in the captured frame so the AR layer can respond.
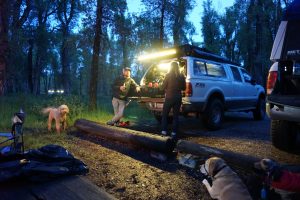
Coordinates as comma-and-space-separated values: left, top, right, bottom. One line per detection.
161, 96, 182, 133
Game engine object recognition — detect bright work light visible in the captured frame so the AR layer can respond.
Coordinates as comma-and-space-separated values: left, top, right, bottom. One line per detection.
138, 49, 176, 61
158, 62, 170, 70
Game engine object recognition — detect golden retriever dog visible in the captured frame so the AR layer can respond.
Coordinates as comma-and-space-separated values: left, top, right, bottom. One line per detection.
200, 157, 252, 200
42, 104, 69, 133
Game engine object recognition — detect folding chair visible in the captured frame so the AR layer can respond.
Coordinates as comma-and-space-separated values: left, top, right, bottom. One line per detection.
0, 110, 25, 155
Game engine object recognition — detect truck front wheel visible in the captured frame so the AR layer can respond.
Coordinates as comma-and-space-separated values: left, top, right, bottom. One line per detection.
271, 120, 297, 151
203, 99, 224, 130
252, 97, 266, 120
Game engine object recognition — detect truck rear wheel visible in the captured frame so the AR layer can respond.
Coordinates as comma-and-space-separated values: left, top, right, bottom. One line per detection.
252, 97, 265, 120
203, 99, 224, 130
271, 120, 297, 151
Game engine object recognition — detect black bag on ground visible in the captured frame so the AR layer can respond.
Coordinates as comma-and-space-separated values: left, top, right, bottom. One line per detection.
0, 144, 88, 182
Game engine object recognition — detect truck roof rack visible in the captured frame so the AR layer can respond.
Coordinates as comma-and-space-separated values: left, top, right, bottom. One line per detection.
176, 44, 240, 66
138, 44, 240, 66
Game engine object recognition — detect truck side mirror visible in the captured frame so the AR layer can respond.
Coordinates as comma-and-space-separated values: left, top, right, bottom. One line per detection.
250, 78, 256, 85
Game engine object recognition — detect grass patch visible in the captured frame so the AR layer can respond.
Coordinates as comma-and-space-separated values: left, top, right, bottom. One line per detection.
0, 94, 153, 150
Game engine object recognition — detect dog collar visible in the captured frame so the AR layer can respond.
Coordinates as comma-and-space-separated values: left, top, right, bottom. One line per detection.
212, 165, 227, 177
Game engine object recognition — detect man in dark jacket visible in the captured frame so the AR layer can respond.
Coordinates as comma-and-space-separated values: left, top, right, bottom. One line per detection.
107, 67, 140, 126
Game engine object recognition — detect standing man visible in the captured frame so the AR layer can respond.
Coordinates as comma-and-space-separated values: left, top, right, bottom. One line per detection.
161, 62, 186, 138
107, 67, 140, 126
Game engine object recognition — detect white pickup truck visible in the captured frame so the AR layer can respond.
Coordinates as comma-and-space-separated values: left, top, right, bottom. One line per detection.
135, 45, 266, 130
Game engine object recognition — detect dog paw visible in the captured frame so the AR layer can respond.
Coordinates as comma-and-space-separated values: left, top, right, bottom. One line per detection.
202, 179, 208, 185
202, 179, 212, 187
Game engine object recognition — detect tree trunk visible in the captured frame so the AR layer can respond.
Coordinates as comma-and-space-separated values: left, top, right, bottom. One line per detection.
159, 0, 166, 48
121, 37, 129, 68
33, 17, 48, 95
275, 0, 282, 38
34, 48, 41, 95
0, 0, 8, 95
89, 0, 103, 110
173, 0, 184, 46
51, 57, 59, 92
246, 0, 255, 73
254, 0, 263, 85
173, 2, 180, 46
57, 0, 76, 95
61, 29, 71, 94
27, 39, 34, 93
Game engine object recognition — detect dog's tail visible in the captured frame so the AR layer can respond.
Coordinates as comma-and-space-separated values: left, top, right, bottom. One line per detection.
42, 107, 54, 114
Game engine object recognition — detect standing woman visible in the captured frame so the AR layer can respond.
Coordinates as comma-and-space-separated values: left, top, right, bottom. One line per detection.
161, 61, 186, 138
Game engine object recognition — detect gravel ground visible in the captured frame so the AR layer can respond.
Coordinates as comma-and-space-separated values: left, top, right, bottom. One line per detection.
66, 112, 300, 200
67, 132, 210, 200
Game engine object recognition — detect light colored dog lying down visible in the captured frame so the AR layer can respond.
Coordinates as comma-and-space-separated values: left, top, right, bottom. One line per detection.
200, 157, 252, 200
42, 104, 69, 133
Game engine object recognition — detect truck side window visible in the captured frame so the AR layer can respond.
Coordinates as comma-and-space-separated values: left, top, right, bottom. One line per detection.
194, 60, 206, 76
206, 63, 226, 78
230, 66, 242, 82
240, 68, 252, 82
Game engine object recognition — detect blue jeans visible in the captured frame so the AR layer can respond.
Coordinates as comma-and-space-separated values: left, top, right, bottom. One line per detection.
161, 96, 182, 133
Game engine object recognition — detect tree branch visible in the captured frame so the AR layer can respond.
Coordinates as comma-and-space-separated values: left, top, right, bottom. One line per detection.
17, 0, 31, 27
66, 0, 75, 26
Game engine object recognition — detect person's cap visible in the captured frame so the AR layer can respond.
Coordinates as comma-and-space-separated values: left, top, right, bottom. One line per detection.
123, 67, 131, 72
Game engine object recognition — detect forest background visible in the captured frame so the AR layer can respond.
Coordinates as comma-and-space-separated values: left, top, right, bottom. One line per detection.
0, 0, 293, 109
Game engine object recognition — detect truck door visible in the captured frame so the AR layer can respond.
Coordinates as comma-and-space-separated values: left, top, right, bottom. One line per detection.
229, 66, 245, 109
239, 68, 257, 107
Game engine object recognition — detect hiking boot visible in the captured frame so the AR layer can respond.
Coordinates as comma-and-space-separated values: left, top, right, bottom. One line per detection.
114, 120, 120, 126
106, 120, 115, 126
161, 131, 167, 136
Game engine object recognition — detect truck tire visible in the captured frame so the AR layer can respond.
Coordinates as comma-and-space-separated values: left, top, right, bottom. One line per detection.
154, 114, 173, 124
252, 97, 265, 120
271, 120, 297, 151
203, 99, 224, 130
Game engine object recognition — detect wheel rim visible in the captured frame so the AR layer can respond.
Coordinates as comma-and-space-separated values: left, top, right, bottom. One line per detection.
211, 106, 221, 124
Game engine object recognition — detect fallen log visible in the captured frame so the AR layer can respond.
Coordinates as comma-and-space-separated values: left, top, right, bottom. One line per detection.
74, 119, 174, 153
176, 140, 261, 170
